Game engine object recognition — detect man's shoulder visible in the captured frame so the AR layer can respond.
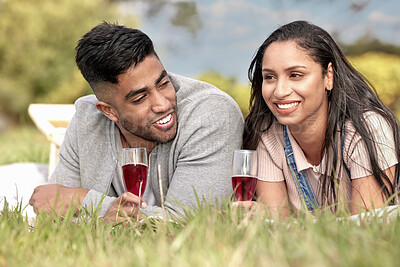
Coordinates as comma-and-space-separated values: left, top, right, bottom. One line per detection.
75, 94, 98, 109
73, 95, 108, 125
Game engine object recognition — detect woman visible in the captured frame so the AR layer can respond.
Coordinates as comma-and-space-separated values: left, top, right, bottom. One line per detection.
239, 21, 400, 217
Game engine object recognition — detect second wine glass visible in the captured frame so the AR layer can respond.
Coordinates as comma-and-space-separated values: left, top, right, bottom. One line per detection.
231, 149, 258, 201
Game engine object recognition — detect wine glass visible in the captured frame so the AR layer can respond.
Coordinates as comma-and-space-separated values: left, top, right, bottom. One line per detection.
231, 150, 258, 201
122, 148, 148, 199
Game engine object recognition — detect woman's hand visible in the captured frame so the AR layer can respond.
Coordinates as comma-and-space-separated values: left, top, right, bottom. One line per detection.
231, 200, 266, 217
231, 200, 260, 209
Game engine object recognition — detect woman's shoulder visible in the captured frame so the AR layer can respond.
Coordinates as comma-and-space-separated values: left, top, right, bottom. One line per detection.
343, 111, 398, 178
363, 111, 393, 130
343, 110, 397, 158
345, 111, 394, 136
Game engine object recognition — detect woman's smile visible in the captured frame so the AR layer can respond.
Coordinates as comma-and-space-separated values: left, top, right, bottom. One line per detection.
274, 101, 300, 115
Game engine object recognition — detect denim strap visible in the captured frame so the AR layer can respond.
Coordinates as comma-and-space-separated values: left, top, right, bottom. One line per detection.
283, 126, 319, 211
340, 124, 351, 178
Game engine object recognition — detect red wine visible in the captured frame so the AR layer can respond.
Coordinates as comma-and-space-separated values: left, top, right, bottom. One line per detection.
122, 163, 148, 196
232, 175, 257, 201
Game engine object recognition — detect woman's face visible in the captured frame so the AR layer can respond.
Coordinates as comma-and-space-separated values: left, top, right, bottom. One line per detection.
261, 40, 333, 133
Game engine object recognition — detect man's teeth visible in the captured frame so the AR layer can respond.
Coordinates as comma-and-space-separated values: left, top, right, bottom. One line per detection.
156, 114, 172, 125
277, 102, 299, 109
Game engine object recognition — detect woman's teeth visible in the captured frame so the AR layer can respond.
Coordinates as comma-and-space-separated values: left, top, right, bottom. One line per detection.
277, 102, 299, 109
156, 114, 172, 125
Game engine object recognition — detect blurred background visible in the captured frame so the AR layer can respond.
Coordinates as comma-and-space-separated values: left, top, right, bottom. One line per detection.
0, 0, 400, 164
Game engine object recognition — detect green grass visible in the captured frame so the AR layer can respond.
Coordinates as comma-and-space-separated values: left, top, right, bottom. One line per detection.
0, 201, 399, 267
0, 125, 49, 165
1, 127, 400, 266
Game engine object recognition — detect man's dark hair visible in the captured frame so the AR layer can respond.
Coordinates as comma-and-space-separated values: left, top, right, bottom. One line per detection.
75, 22, 157, 98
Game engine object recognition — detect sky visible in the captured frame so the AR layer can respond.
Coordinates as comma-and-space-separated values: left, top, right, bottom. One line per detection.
121, 0, 400, 83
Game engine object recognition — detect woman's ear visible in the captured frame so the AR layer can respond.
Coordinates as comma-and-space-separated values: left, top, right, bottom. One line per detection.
325, 62, 334, 91
96, 101, 119, 122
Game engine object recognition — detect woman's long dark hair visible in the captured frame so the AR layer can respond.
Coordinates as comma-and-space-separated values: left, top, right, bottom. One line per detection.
243, 20, 400, 208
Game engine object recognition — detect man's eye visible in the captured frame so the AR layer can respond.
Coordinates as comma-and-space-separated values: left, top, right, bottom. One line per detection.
160, 80, 170, 88
132, 95, 146, 103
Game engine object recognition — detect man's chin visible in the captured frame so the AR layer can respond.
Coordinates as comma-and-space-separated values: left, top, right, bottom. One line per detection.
155, 131, 177, 144
128, 122, 178, 144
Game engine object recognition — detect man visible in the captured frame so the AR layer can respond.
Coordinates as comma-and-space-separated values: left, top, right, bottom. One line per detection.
29, 22, 244, 222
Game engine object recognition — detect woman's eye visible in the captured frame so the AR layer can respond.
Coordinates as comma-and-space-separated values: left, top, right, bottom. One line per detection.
263, 75, 275, 80
290, 73, 302, 78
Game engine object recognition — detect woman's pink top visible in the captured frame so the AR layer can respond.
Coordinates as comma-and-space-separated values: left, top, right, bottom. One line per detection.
257, 112, 398, 210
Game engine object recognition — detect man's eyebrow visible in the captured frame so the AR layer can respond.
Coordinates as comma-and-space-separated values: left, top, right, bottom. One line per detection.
124, 87, 147, 101
156, 70, 168, 85
123, 70, 168, 101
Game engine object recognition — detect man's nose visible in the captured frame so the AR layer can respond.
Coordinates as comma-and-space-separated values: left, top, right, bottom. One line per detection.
151, 91, 171, 113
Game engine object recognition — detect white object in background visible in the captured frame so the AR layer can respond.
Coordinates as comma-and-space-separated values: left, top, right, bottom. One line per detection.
0, 163, 48, 220
28, 104, 75, 179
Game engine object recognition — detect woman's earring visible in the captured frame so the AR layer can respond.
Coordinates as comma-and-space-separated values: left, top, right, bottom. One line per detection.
325, 89, 331, 96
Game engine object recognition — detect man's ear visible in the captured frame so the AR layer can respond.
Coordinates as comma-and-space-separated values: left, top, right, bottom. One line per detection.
96, 101, 119, 122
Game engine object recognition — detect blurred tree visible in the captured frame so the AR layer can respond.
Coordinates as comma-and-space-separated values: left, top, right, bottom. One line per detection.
349, 52, 400, 118
0, 0, 137, 123
119, 0, 203, 36
170, 1, 202, 35
197, 71, 250, 117
340, 34, 400, 56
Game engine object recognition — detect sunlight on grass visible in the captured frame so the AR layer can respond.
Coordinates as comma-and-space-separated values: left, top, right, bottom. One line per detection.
0, 199, 399, 266
0, 126, 49, 165
1, 127, 399, 266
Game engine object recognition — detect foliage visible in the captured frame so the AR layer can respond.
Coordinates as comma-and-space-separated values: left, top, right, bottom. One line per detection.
122, 0, 203, 36
0, 0, 138, 122
197, 71, 251, 117
340, 35, 400, 56
349, 52, 400, 118
1, 199, 400, 266
169, 1, 202, 36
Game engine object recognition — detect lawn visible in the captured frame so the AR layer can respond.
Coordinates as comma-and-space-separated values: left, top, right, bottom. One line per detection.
1, 201, 399, 267
0, 125, 49, 165
0, 126, 399, 267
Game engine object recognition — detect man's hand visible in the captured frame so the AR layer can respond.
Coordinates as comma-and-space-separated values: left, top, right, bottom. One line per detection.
103, 192, 147, 224
29, 184, 88, 216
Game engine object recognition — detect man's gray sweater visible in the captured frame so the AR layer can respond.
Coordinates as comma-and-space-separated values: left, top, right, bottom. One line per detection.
51, 73, 244, 218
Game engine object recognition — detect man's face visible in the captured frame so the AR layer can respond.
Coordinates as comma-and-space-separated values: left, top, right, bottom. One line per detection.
110, 55, 178, 144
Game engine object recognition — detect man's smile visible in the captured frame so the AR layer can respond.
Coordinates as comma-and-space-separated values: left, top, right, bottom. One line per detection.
152, 111, 176, 131
155, 113, 172, 125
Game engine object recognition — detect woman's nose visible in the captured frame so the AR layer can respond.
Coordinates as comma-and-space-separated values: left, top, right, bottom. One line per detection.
274, 78, 292, 99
